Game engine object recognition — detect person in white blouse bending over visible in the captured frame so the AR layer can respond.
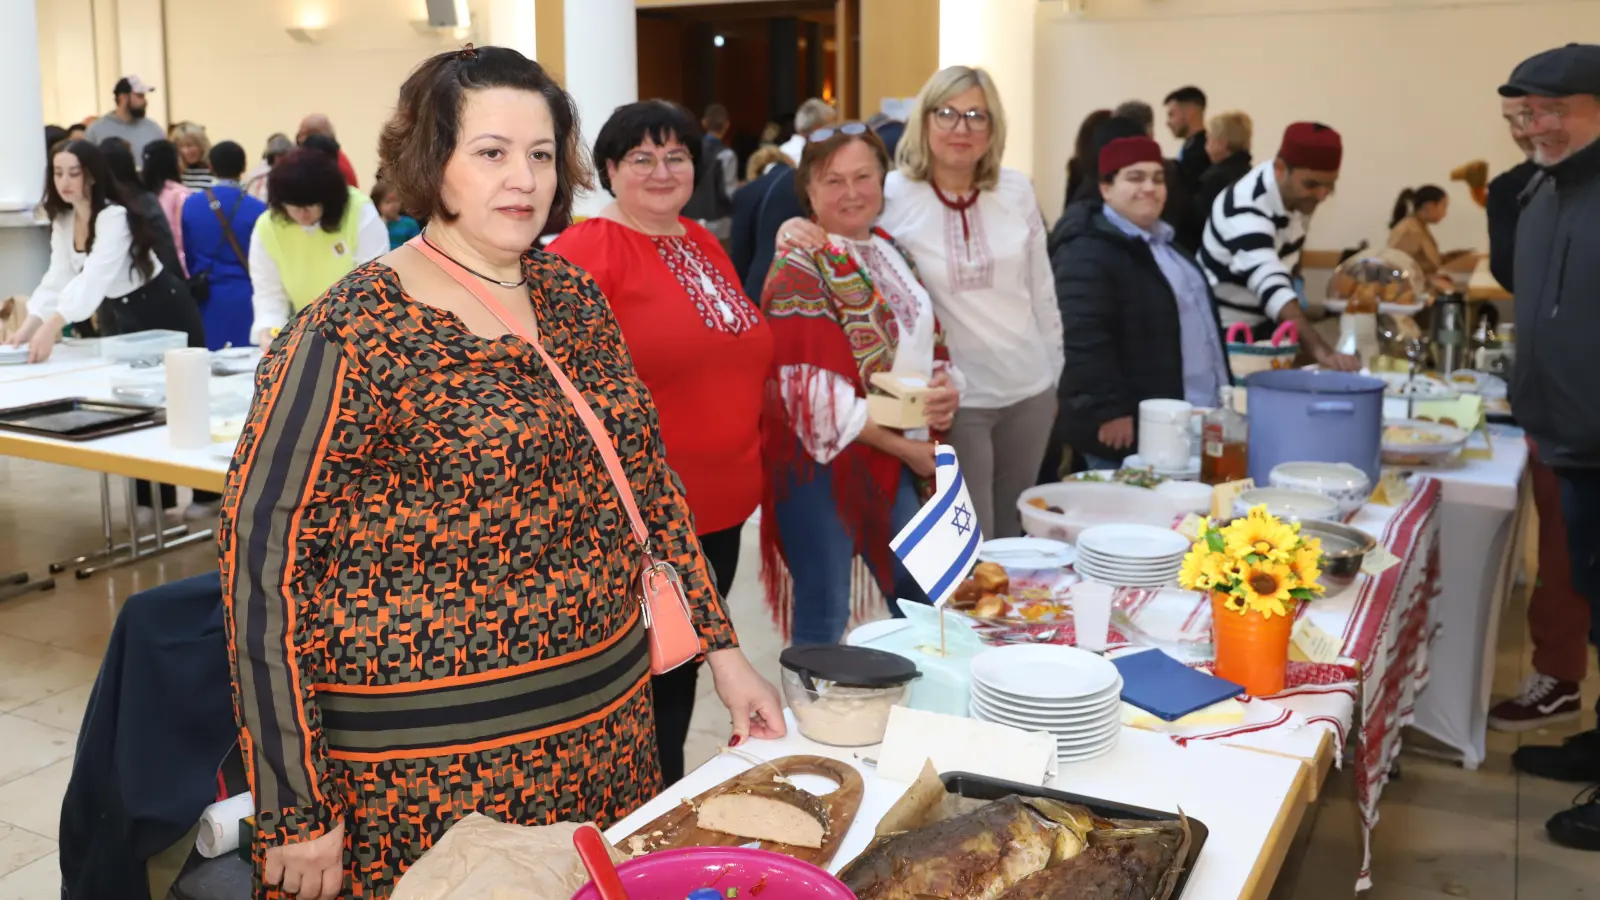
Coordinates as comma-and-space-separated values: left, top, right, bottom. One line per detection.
6, 139, 203, 363
247, 147, 388, 345
778, 66, 1064, 538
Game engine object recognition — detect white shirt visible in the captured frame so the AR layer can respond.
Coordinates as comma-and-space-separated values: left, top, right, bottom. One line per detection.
247, 198, 389, 344
1197, 160, 1309, 327
878, 168, 1063, 409
27, 206, 164, 325
779, 134, 808, 166
779, 233, 965, 464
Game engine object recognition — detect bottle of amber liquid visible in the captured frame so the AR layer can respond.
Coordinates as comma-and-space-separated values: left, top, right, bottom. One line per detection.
1201, 387, 1249, 485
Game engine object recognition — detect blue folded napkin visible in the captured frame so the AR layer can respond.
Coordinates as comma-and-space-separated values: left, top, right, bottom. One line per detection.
1112, 649, 1244, 722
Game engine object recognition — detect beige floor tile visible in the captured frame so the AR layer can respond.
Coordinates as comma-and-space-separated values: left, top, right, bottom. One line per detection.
1514, 786, 1600, 899
0, 850, 61, 900
10, 684, 92, 735
0, 825, 54, 880
0, 715, 76, 788
0, 636, 100, 714
0, 760, 72, 840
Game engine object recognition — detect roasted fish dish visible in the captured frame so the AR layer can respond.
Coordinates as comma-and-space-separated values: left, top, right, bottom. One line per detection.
995, 814, 1192, 900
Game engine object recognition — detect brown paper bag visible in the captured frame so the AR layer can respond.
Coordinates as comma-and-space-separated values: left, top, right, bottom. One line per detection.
392, 815, 627, 900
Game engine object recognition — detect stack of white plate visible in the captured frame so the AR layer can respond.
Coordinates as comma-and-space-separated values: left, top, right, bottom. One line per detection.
1074, 524, 1189, 588
970, 644, 1123, 763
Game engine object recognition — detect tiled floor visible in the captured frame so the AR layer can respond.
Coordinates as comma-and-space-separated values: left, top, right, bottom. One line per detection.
3, 454, 1599, 898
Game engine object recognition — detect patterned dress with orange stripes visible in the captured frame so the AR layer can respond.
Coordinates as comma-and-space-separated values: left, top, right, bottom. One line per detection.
218, 253, 738, 899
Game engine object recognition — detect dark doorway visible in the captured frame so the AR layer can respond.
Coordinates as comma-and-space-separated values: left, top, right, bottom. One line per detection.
637, 0, 845, 178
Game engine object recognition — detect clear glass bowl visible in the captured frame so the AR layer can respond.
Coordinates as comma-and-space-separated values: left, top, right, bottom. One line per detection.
1325, 248, 1429, 314
780, 669, 909, 747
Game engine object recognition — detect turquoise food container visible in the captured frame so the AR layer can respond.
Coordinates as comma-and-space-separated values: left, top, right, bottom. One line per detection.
847, 601, 983, 718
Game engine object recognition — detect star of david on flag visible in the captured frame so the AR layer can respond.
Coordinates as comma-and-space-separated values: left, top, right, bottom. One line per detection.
890, 444, 984, 607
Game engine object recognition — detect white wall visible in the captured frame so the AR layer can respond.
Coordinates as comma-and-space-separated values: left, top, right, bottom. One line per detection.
160, 0, 472, 187
35, 0, 100, 128
1034, 0, 1599, 253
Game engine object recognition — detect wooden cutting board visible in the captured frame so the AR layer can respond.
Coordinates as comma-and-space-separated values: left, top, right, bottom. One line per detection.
620, 755, 864, 868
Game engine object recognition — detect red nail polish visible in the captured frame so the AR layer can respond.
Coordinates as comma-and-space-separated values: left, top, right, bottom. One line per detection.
729, 735, 743, 748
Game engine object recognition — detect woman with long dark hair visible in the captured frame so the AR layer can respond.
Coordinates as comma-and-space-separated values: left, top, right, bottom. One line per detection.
1064, 108, 1112, 212
142, 139, 191, 274
1387, 183, 1470, 292
6, 139, 202, 361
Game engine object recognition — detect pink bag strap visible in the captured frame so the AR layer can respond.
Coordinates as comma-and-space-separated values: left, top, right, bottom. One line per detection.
407, 235, 653, 552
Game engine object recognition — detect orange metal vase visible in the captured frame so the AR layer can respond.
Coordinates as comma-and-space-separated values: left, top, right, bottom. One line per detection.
1210, 592, 1295, 696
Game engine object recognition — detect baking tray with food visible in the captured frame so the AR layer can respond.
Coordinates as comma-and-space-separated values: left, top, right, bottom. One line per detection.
838, 763, 1205, 899
948, 561, 1074, 625
0, 397, 165, 441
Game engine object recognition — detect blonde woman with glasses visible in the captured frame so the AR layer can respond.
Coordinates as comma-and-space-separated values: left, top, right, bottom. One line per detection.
777, 66, 1063, 538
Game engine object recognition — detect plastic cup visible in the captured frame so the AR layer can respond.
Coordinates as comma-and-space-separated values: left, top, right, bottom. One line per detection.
1073, 582, 1114, 652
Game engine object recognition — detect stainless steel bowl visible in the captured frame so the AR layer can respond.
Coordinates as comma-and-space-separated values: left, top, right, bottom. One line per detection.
1298, 520, 1378, 589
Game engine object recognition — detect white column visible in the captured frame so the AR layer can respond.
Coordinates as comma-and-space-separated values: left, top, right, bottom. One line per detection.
485, 0, 538, 61
0, 0, 50, 297
563, 0, 636, 218
938, 0, 1035, 180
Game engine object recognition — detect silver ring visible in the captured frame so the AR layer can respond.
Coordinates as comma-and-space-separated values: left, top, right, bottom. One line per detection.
783, 232, 792, 241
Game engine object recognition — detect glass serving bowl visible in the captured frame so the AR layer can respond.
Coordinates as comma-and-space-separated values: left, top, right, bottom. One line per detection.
1325, 248, 1430, 315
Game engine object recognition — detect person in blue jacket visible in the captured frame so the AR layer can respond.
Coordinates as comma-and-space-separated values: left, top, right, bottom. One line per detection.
180, 141, 265, 349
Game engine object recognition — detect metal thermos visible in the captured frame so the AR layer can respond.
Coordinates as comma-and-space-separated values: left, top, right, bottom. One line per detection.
1432, 293, 1467, 374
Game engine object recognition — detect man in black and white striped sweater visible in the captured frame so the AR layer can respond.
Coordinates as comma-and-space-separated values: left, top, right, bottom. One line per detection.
1198, 122, 1360, 370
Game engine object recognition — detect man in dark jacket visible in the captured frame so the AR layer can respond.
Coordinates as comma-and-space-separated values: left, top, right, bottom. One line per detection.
1050, 136, 1229, 469
1164, 86, 1211, 195
1486, 95, 1540, 290
729, 157, 795, 298
1500, 43, 1600, 853
682, 103, 738, 242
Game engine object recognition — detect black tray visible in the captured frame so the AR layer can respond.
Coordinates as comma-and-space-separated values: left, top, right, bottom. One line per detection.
0, 397, 164, 441
941, 772, 1208, 898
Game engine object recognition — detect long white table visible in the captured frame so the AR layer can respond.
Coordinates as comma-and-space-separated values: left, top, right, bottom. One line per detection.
607, 712, 1309, 900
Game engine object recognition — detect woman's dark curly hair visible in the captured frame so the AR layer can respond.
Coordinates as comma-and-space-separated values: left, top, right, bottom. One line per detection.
378, 45, 593, 238
267, 147, 350, 232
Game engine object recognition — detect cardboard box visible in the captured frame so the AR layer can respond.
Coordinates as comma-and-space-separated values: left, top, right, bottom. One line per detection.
867, 372, 932, 430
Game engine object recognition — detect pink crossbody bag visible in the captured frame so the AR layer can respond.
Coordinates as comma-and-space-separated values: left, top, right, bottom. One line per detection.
409, 236, 701, 674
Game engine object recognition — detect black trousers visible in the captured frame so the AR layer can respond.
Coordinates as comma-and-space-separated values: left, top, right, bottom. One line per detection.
652, 523, 742, 786
102, 270, 221, 510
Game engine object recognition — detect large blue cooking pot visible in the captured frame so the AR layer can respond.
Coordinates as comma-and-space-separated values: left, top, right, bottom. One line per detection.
1245, 370, 1387, 486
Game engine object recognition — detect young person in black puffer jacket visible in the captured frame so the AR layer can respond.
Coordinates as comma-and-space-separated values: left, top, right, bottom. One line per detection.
1048, 137, 1230, 473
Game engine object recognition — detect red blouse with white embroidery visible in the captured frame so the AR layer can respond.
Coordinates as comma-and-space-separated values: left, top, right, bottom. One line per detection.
549, 217, 772, 535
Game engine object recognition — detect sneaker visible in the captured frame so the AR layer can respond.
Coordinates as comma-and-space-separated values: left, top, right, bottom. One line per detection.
1514, 728, 1600, 783
1547, 784, 1600, 851
184, 500, 222, 522
1489, 673, 1582, 732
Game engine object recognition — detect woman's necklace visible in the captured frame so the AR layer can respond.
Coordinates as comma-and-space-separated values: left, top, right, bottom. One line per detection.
931, 180, 981, 242
421, 235, 526, 288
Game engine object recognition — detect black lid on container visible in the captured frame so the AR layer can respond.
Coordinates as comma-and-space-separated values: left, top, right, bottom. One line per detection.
779, 644, 919, 687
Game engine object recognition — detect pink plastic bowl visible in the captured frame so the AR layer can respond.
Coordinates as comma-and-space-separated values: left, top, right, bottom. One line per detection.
569, 847, 855, 900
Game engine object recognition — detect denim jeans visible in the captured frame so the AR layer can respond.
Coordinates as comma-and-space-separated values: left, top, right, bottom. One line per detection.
774, 463, 930, 646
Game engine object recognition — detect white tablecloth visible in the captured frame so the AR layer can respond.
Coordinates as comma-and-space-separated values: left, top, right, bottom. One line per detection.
607, 711, 1307, 900
1408, 428, 1530, 768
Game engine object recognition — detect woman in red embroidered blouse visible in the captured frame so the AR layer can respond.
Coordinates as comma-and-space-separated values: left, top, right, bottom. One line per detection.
549, 100, 772, 786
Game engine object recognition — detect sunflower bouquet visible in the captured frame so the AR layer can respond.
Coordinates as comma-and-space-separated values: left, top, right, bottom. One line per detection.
1178, 505, 1326, 619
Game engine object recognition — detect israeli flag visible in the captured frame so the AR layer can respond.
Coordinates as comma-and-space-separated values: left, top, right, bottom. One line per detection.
891, 445, 983, 607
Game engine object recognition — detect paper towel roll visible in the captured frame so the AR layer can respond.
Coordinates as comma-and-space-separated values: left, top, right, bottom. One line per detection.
165, 348, 212, 449
196, 792, 254, 858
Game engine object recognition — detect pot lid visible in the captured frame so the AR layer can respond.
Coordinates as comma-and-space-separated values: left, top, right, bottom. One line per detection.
779, 644, 919, 687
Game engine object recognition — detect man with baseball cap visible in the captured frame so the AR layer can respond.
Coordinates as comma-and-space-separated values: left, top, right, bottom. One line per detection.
84, 75, 166, 161
1499, 42, 1600, 853
1197, 121, 1358, 370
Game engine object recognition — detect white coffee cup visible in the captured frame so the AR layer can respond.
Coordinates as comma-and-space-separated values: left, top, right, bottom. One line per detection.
1072, 581, 1114, 652
1138, 399, 1193, 470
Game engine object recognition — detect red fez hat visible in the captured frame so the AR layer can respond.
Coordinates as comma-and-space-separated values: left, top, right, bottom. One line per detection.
1099, 136, 1164, 178
1278, 122, 1343, 171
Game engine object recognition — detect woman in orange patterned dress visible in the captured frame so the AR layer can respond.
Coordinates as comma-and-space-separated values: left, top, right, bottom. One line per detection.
218, 47, 784, 900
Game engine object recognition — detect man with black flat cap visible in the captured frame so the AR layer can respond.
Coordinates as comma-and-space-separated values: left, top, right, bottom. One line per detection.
1502, 42, 1600, 854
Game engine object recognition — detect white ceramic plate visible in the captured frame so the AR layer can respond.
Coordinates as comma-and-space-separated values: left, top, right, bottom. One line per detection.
1371, 370, 1458, 399
1058, 734, 1121, 763
0, 347, 30, 365
971, 644, 1120, 701
1233, 488, 1341, 522
846, 619, 912, 646
1073, 566, 1182, 587
970, 682, 1122, 719
969, 676, 1123, 713
971, 702, 1122, 736
1382, 419, 1469, 462
1123, 453, 1202, 479
977, 537, 1078, 570
1446, 369, 1508, 400
1076, 524, 1191, 561
1075, 550, 1187, 570
1077, 571, 1178, 589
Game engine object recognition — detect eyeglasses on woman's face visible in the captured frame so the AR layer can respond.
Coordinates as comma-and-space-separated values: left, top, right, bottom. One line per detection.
931, 106, 991, 133
622, 149, 693, 177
